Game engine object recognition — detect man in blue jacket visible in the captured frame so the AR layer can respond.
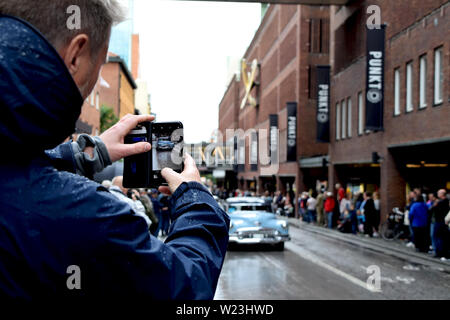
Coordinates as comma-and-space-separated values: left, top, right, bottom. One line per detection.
409, 194, 430, 253
0, 0, 229, 300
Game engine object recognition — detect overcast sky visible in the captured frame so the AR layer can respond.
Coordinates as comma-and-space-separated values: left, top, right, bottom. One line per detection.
132, 0, 262, 143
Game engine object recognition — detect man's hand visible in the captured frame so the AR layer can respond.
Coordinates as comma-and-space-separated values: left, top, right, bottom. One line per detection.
159, 154, 201, 194
99, 114, 154, 163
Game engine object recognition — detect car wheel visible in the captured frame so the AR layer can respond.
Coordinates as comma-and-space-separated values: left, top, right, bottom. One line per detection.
274, 242, 285, 251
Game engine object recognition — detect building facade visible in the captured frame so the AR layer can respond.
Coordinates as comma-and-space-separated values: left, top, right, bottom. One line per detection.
219, 4, 330, 215
98, 54, 137, 120
77, 92, 100, 136
329, 0, 449, 221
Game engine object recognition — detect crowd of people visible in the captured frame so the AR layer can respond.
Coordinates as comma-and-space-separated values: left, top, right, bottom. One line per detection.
214, 184, 450, 260
101, 176, 173, 238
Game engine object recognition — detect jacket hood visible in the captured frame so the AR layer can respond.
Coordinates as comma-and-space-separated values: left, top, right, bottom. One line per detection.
0, 15, 83, 155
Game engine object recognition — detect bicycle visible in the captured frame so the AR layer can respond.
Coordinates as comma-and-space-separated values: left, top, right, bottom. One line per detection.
380, 207, 410, 240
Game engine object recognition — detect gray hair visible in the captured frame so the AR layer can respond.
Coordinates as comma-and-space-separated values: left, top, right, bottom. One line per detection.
0, 0, 126, 54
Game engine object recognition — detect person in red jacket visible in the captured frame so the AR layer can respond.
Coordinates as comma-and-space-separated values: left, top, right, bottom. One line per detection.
325, 192, 336, 229
335, 183, 346, 202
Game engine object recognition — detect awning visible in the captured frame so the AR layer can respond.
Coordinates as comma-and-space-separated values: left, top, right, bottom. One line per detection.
299, 155, 329, 168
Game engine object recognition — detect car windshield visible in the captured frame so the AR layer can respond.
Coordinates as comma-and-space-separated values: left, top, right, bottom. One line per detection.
228, 204, 271, 213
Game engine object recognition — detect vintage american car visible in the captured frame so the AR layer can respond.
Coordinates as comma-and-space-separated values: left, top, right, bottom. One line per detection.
226, 197, 290, 250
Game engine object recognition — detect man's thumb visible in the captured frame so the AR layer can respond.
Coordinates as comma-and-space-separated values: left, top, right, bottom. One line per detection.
161, 168, 183, 192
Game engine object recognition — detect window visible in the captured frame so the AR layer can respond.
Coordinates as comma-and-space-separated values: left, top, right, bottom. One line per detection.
96, 92, 99, 110
394, 68, 401, 115
308, 19, 312, 53
341, 100, 346, 139
319, 19, 323, 53
434, 47, 443, 105
308, 66, 312, 99
419, 55, 427, 108
90, 93, 94, 106
406, 62, 413, 112
358, 92, 364, 135
336, 102, 341, 140
347, 97, 352, 138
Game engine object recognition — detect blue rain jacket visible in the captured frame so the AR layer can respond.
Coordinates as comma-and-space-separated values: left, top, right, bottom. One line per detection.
0, 15, 229, 300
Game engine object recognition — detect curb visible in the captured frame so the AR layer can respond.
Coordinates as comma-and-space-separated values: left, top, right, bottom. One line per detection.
284, 218, 450, 271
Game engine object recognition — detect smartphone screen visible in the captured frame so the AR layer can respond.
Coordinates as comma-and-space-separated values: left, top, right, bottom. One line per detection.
151, 122, 184, 184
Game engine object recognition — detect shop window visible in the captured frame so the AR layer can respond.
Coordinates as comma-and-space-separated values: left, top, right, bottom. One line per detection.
394, 68, 401, 116
434, 46, 443, 105
419, 54, 427, 109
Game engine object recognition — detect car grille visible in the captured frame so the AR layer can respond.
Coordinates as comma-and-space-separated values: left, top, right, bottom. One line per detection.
237, 228, 279, 238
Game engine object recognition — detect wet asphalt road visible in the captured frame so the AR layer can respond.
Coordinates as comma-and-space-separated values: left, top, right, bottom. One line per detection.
214, 226, 450, 300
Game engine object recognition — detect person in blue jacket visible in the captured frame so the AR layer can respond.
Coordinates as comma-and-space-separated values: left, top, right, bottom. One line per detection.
409, 194, 430, 253
0, 0, 229, 300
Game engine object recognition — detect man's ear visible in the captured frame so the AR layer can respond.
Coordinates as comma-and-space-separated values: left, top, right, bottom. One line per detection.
60, 34, 90, 76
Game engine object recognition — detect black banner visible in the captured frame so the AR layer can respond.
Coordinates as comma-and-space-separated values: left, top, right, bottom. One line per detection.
250, 131, 258, 171
269, 114, 278, 164
365, 25, 385, 131
316, 66, 330, 142
286, 102, 297, 162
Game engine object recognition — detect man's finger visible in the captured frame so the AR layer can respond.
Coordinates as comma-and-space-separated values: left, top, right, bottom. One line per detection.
122, 114, 155, 133
158, 186, 171, 195
119, 141, 151, 157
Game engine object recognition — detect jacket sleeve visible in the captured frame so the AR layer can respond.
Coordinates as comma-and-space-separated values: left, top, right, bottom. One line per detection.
45, 134, 111, 178
98, 181, 230, 299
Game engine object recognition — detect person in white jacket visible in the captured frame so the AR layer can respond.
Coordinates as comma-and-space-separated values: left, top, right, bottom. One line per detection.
110, 176, 152, 228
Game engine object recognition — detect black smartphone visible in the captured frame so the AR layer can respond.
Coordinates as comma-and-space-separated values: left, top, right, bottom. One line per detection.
123, 121, 184, 188
123, 122, 151, 188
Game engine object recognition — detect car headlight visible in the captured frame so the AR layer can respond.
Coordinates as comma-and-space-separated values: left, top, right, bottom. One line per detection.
277, 220, 288, 229
230, 220, 244, 230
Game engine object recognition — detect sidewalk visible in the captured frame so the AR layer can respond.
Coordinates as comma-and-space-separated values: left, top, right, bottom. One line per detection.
283, 217, 450, 271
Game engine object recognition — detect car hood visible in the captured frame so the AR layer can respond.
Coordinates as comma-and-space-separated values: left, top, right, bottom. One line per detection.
230, 211, 280, 227
0, 15, 83, 157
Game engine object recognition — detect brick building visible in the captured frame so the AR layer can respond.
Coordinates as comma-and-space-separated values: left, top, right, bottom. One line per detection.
329, 0, 449, 221
77, 91, 100, 136
219, 4, 330, 212
98, 54, 137, 120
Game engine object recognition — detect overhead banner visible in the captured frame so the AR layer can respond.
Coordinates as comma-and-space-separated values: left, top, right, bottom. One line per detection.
286, 102, 297, 162
316, 66, 330, 142
365, 25, 385, 131
269, 114, 278, 164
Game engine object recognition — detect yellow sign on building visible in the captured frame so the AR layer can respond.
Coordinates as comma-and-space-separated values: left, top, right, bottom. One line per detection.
240, 59, 259, 109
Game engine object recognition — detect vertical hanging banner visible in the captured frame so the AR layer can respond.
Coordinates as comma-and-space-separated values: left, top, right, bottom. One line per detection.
365, 25, 385, 131
286, 102, 297, 162
250, 131, 258, 172
316, 66, 330, 142
269, 114, 278, 164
